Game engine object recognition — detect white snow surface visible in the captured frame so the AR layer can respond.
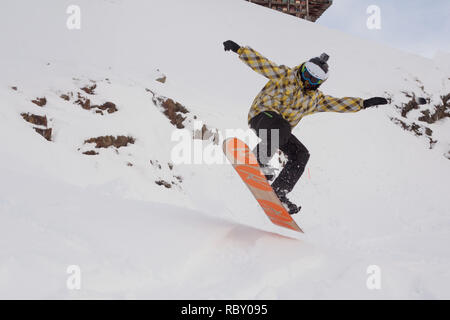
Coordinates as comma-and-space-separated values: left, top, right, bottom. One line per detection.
0, 0, 449, 299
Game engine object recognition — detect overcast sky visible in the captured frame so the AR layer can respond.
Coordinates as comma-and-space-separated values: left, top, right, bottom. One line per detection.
317, 0, 450, 58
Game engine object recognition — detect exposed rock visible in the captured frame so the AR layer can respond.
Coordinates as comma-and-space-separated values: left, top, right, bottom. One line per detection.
34, 127, 52, 141
96, 102, 118, 113
391, 118, 424, 137
391, 92, 450, 158
428, 138, 438, 150
400, 98, 420, 118
32, 97, 47, 107
11, 86, 17, 91
75, 93, 91, 110
84, 135, 135, 149
147, 89, 190, 129
83, 150, 99, 155
418, 94, 450, 124
156, 75, 167, 83
154, 69, 167, 83
21, 113, 48, 127
150, 159, 162, 169
193, 124, 219, 144
81, 83, 97, 95
161, 98, 189, 129
60, 93, 72, 101
74, 92, 117, 114
155, 180, 172, 189
400, 91, 413, 98
390, 117, 436, 150
21, 112, 51, 141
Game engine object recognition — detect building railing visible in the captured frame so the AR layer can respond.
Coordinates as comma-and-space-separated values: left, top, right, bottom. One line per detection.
245, 0, 333, 22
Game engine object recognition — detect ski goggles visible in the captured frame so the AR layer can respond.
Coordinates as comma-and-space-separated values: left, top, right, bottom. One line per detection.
301, 64, 325, 86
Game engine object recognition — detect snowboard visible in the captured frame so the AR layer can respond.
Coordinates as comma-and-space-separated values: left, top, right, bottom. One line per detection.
223, 137, 303, 233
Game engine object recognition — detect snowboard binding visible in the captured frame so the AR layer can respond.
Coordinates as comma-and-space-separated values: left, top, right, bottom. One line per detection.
259, 164, 276, 182
274, 188, 301, 215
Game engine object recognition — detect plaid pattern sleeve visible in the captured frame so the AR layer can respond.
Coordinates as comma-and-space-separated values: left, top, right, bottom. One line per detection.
315, 91, 364, 113
238, 46, 291, 81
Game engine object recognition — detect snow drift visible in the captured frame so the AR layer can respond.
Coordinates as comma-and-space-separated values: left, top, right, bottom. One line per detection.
0, 0, 449, 299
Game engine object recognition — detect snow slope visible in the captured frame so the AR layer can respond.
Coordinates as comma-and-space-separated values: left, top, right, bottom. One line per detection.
0, 0, 449, 299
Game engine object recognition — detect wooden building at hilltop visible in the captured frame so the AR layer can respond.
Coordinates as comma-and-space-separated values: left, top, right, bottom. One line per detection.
245, 0, 333, 22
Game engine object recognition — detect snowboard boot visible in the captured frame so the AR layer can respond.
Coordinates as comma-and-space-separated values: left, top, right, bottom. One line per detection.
274, 188, 301, 215
259, 164, 276, 182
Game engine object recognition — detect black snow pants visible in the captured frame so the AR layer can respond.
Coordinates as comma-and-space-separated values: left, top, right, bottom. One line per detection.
249, 111, 310, 194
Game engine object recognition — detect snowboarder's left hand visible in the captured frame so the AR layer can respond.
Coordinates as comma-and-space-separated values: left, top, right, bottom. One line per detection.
363, 97, 388, 108
223, 40, 241, 53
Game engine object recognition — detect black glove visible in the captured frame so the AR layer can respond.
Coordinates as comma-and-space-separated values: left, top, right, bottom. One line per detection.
363, 97, 388, 109
223, 40, 241, 53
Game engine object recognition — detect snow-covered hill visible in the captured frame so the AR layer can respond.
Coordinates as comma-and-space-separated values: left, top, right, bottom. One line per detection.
0, 0, 449, 299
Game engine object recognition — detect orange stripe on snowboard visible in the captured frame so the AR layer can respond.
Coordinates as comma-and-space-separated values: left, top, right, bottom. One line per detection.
223, 137, 303, 233
224, 138, 258, 165
235, 165, 272, 191
258, 199, 300, 231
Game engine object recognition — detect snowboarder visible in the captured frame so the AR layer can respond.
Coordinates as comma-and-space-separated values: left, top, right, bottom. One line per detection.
223, 40, 388, 214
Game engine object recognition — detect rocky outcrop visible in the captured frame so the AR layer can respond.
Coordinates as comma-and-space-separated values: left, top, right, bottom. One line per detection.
391, 92, 449, 156
21, 113, 48, 127
21, 112, 52, 141
31, 97, 47, 107
418, 94, 450, 124
84, 135, 135, 149
146, 89, 190, 129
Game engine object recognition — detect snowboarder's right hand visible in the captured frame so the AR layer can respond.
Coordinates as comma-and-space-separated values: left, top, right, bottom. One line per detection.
223, 40, 241, 53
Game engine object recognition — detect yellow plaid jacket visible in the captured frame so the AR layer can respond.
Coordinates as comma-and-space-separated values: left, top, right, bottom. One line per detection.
238, 46, 364, 128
